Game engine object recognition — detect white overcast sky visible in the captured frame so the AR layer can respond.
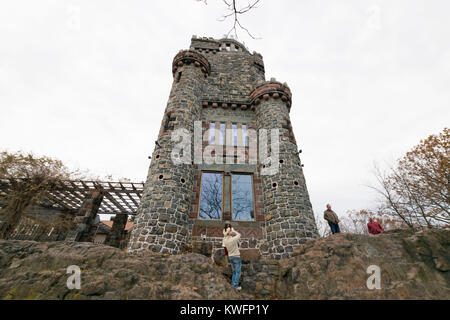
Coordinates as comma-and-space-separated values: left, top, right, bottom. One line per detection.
0, 0, 449, 219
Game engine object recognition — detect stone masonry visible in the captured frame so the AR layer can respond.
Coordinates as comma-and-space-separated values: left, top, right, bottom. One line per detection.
65, 189, 104, 243
105, 213, 128, 248
128, 36, 319, 259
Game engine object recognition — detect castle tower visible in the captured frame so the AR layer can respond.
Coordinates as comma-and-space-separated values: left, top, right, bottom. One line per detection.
128, 36, 318, 259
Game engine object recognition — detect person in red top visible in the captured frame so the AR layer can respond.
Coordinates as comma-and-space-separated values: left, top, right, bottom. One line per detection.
367, 217, 384, 235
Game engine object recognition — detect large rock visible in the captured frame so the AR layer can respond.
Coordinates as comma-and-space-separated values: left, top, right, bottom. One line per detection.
238, 228, 450, 299
0, 241, 242, 300
273, 228, 450, 299
0, 228, 448, 299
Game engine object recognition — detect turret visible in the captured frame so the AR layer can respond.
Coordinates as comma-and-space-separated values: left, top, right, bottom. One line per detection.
128, 50, 210, 254
251, 79, 318, 259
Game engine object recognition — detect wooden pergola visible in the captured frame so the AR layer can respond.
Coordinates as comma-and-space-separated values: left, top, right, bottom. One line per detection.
0, 179, 144, 215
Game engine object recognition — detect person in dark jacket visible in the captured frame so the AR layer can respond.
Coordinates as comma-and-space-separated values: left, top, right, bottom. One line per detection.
324, 204, 341, 234
367, 217, 384, 235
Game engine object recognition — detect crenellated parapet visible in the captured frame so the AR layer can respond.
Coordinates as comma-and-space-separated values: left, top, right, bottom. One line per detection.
172, 50, 211, 77
250, 79, 292, 111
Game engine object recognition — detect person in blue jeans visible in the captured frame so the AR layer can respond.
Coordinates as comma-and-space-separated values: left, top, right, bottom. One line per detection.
324, 203, 341, 234
222, 224, 242, 291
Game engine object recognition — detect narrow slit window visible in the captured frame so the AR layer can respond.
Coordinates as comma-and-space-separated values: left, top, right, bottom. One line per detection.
232, 124, 238, 146
242, 124, 248, 147
209, 123, 215, 144
220, 123, 225, 145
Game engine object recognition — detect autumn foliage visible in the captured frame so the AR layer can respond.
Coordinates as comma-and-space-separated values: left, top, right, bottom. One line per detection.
372, 128, 449, 230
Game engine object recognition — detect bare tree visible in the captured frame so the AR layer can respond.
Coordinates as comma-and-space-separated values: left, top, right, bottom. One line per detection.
197, 0, 261, 39
369, 128, 449, 230
340, 209, 404, 235
232, 174, 253, 220
199, 173, 222, 219
314, 212, 332, 237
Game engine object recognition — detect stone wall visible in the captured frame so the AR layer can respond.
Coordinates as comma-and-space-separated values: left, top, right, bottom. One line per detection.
190, 36, 265, 104
65, 189, 104, 242
105, 213, 128, 248
253, 80, 318, 258
0, 206, 74, 241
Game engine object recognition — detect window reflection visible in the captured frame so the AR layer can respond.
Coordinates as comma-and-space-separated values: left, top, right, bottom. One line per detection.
199, 172, 222, 219
232, 174, 254, 221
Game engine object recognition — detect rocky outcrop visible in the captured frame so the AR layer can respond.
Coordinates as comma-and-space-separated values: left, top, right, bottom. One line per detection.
0, 241, 243, 300
0, 228, 448, 299
241, 228, 450, 299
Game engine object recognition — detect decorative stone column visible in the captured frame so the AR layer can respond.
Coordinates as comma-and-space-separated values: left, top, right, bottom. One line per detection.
65, 189, 104, 242
105, 213, 128, 248
128, 50, 210, 254
251, 80, 318, 259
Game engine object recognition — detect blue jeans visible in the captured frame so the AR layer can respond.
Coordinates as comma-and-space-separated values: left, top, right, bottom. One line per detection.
328, 222, 340, 234
229, 256, 242, 288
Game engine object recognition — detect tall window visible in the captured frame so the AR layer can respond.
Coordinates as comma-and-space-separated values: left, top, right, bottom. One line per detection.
242, 124, 248, 147
220, 123, 225, 145
209, 123, 215, 144
232, 124, 238, 146
199, 172, 254, 221
232, 174, 254, 221
199, 172, 222, 219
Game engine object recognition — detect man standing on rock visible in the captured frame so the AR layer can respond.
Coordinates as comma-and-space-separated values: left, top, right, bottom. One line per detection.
324, 204, 341, 234
223, 224, 242, 291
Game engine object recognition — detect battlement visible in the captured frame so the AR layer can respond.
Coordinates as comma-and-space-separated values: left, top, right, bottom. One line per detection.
190, 35, 252, 54
169, 35, 266, 106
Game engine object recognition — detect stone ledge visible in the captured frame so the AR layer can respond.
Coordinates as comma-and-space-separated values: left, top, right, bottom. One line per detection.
250, 80, 292, 110
172, 50, 211, 76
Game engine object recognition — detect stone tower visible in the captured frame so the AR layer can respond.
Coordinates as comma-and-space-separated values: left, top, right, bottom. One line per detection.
128, 36, 318, 259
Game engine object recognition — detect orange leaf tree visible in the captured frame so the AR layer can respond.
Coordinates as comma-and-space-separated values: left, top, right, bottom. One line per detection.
371, 128, 449, 230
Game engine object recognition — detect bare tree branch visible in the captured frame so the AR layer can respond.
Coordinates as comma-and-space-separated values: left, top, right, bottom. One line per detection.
367, 128, 449, 230
197, 0, 261, 40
